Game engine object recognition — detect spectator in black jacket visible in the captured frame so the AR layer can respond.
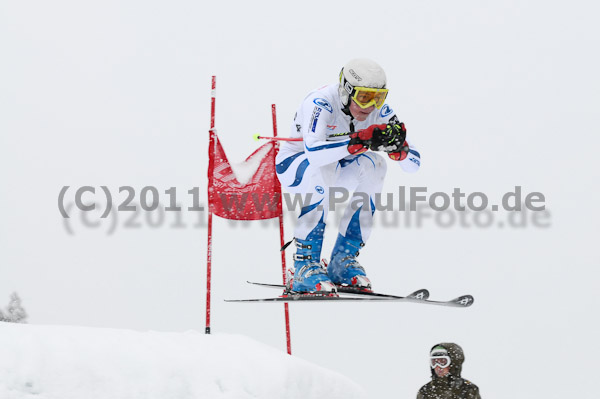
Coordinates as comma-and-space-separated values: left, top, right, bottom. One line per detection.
417, 343, 481, 399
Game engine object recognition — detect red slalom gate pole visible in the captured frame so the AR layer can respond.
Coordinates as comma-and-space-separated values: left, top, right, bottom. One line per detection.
206, 76, 217, 334
272, 104, 292, 355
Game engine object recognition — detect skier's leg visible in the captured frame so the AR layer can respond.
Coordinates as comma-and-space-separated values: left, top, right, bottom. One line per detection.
276, 152, 333, 238
328, 152, 387, 288
276, 152, 335, 292
336, 152, 387, 242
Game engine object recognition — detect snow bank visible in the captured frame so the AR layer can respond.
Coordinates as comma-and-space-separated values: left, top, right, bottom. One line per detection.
0, 322, 366, 399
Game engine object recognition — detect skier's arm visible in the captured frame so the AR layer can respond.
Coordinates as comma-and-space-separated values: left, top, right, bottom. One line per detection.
301, 103, 351, 168
399, 139, 420, 173
374, 107, 421, 172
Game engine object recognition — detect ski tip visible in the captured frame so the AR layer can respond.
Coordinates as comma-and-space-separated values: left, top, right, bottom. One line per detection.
408, 289, 430, 300
450, 295, 474, 307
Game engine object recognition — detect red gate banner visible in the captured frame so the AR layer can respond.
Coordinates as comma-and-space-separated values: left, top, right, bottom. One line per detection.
208, 134, 282, 220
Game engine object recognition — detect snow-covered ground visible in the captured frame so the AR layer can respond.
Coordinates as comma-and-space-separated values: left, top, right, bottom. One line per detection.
0, 322, 366, 399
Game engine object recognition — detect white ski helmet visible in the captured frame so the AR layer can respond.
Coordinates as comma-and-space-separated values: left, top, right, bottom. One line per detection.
338, 58, 387, 107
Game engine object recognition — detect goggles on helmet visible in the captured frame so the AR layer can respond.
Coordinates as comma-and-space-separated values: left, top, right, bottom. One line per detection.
430, 355, 451, 369
351, 87, 389, 109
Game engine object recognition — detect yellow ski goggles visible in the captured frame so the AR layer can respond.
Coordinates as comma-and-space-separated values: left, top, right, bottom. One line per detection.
351, 87, 389, 109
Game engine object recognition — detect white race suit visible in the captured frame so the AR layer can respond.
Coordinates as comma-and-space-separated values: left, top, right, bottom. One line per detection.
276, 83, 421, 243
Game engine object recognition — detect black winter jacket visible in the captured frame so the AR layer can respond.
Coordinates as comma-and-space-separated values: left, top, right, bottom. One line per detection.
416, 343, 481, 399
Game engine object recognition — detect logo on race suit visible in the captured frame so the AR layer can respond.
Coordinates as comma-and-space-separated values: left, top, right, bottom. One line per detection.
380, 104, 393, 118
296, 124, 302, 132
313, 98, 333, 113
326, 125, 337, 130
315, 186, 325, 194
409, 157, 420, 166
310, 106, 322, 133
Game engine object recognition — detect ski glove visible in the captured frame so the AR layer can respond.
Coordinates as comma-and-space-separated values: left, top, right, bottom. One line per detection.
380, 123, 409, 161
347, 123, 410, 161
347, 124, 386, 155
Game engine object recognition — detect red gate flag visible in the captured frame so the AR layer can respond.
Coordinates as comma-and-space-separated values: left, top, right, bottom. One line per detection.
208, 133, 282, 220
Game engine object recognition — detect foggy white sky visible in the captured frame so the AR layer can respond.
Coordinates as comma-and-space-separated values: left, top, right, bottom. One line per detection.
1, 0, 599, 398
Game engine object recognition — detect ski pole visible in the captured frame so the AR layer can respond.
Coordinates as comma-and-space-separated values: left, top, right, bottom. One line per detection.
253, 134, 302, 142
253, 132, 351, 142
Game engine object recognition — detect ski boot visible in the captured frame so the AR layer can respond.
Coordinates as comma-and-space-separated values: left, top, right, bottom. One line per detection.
327, 233, 371, 289
287, 233, 336, 294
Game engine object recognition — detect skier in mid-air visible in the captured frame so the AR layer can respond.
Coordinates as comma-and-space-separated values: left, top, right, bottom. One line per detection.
276, 58, 421, 293
417, 343, 482, 399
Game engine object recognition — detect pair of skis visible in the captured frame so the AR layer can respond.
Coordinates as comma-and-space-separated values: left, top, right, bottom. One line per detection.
225, 282, 474, 308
